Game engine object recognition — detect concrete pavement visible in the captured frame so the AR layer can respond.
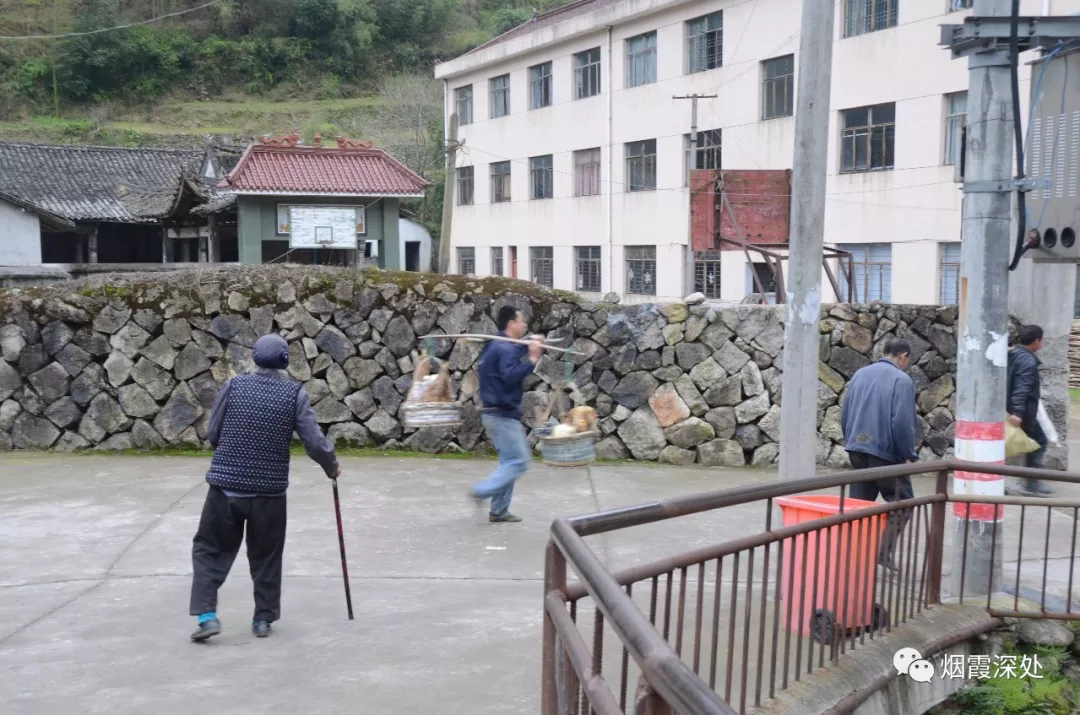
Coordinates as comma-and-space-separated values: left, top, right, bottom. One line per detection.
2, 445, 1080, 715
0, 452, 784, 715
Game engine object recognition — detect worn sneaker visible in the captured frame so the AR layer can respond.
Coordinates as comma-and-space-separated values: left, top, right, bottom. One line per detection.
489, 512, 522, 523
252, 620, 272, 638
190, 618, 221, 642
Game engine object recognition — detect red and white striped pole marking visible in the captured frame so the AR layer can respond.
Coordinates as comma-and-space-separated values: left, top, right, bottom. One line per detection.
952, 420, 1005, 522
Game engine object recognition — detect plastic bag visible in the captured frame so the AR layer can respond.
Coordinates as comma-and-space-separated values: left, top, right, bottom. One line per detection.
1005, 417, 1040, 457
1036, 399, 1059, 444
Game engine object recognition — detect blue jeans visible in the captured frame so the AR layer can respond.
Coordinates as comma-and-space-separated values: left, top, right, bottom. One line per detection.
473, 413, 531, 516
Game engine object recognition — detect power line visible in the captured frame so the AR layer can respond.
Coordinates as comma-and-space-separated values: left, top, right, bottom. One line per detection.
0, 0, 224, 40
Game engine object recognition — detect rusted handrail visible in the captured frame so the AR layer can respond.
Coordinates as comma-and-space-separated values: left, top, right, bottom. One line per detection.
544, 592, 624, 714
551, 518, 737, 715
564, 494, 943, 603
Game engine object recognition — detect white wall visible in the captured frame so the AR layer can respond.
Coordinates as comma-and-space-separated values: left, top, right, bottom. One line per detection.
437, 0, 1079, 304
0, 199, 43, 266
399, 218, 433, 271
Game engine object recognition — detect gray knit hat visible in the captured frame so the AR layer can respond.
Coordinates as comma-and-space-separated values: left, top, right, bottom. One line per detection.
252, 334, 289, 370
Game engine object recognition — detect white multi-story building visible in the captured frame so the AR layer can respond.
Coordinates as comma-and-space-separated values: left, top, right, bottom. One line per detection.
434, 0, 1074, 304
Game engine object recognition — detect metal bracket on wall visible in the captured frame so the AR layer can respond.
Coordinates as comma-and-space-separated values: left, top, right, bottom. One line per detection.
962, 178, 1050, 193
940, 16, 1080, 57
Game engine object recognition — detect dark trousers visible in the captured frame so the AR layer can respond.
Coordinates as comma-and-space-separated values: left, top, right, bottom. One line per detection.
847, 451, 914, 566
190, 486, 287, 622
1023, 421, 1048, 470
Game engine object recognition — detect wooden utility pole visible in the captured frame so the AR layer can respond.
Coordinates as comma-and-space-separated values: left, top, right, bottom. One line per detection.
778, 0, 836, 480
437, 113, 460, 274
674, 94, 716, 297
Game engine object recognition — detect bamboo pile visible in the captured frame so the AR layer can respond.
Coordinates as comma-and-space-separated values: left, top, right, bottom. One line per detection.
1071, 320, 1080, 388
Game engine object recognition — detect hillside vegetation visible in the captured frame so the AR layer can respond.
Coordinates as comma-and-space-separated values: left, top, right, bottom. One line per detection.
0, 0, 568, 241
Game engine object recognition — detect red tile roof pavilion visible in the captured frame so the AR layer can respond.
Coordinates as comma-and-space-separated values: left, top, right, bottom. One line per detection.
219, 138, 430, 198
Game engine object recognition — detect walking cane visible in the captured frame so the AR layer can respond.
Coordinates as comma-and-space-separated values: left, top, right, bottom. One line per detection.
330, 477, 355, 620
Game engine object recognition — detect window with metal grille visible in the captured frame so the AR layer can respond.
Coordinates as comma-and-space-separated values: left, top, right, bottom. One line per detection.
839, 243, 892, 302
457, 166, 474, 206
694, 252, 723, 298
626, 246, 657, 295
626, 139, 657, 192
455, 85, 473, 125
574, 148, 601, 196
574, 47, 602, 99
457, 247, 475, 275
531, 247, 554, 287
529, 62, 552, 109
530, 155, 553, 200
686, 12, 722, 74
626, 32, 657, 88
950, 0, 973, 10
944, 92, 967, 166
684, 129, 722, 179
844, 0, 898, 37
939, 242, 961, 304
490, 74, 510, 118
841, 103, 895, 174
576, 246, 602, 292
491, 247, 504, 277
746, 262, 778, 300
491, 161, 511, 203
762, 55, 794, 120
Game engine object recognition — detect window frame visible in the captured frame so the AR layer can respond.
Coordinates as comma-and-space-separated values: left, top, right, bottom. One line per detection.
529, 155, 554, 200
686, 11, 723, 74
626, 139, 658, 192
684, 129, 722, 176
843, 0, 898, 38
576, 246, 603, 292
574, 148, 602, 197
943, 91, 967, 166
574, 47, 602, 100
840, 103, 896, 174
457, 166, 474, 206
625, 31, 658, 88
491, 247, 504, 277
531, 246, 554, 287
490, 161, 512, 203
839, 243, 893, 302
529, 61, 553, 110
454, 85, 473, 125
762, 55, 795, 120
489, 74, 510, 119
949, 0, 973, 10
694, 251, 723, 299
625, 245, 657, 295
457, 247, 475, 276
939, 242, 961, 305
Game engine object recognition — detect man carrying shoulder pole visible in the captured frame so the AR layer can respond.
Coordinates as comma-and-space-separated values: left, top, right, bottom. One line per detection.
471, 306, 543, 523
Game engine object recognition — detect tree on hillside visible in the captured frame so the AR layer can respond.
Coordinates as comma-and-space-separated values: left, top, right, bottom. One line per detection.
357, 73, 445, 236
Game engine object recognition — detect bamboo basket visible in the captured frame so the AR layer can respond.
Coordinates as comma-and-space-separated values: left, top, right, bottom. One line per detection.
536, 386, 597, 467
401, 352, 462, 429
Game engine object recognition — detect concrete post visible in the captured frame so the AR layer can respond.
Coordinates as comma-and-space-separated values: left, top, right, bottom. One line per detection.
778, 0, 835, 480
950, 0, 1015, 598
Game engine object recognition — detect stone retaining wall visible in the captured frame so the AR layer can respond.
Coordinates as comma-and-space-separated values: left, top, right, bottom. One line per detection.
0, 266, 1004, 467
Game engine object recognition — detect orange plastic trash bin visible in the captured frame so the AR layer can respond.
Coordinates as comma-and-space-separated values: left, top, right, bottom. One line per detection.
776, 495, 890, 642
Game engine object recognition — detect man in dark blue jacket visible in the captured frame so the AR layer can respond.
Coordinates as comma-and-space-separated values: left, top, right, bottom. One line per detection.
841, 337, 919, 569
472, 306, 542, 522
1007, 324, 1049, 495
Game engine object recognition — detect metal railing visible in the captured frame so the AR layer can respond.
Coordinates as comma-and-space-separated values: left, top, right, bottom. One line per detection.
541, 459, 1080, 715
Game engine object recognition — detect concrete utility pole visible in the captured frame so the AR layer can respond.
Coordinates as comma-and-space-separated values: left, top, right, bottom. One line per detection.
437, 113, 460, 274
778, 0, 836, 480
948, 0, 1018, 598
674, 94, 717, 298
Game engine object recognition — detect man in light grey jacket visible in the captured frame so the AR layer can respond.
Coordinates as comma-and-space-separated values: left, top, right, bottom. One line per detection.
841, 337, 919, 569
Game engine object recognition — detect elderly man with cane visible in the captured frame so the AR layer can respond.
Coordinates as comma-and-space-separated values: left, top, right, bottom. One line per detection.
189, 333, 341, 642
